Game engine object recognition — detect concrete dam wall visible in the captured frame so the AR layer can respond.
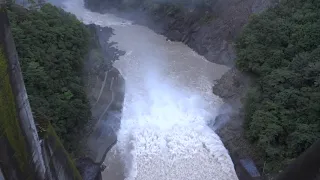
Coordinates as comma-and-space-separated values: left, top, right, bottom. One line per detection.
0, 5, 83, 180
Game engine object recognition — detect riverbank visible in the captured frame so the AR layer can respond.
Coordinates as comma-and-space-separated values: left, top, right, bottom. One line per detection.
6, 4, 126, 179
84, 0, 274, 178
82, 24, 125, 166
65, 21, 126, 180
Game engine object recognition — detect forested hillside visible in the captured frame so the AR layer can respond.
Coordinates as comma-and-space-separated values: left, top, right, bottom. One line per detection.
8, 4, 91, 154
236, 0, 320, 172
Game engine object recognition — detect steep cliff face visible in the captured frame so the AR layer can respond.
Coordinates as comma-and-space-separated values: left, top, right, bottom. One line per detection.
85, 0, 273, 66
84, 0, 274, 178
84, 25, 125, 165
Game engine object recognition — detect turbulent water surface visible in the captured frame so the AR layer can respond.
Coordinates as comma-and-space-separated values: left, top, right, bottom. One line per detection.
63, 0, 239, 179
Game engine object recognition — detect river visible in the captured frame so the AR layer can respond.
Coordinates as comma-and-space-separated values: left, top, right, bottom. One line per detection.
62, 0, 239, 179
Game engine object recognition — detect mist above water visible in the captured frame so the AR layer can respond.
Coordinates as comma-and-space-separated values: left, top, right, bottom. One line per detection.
117, 68, 235, 180
62, 0, 238, 179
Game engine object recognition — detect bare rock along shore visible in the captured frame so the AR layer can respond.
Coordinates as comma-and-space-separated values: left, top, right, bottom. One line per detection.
83, 0, 276, 179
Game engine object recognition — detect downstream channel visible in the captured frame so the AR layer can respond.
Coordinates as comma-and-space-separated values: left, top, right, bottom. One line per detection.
62, 0, 239, 179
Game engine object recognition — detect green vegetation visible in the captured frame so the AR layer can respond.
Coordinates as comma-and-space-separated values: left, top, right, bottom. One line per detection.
236, 0, 320, 172
8, 4, 91, 153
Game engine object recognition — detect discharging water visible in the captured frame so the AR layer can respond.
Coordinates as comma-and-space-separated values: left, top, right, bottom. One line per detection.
62, 0, 239, 179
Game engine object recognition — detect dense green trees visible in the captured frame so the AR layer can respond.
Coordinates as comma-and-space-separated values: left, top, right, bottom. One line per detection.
236, 0, 320, 172
8, 4, 91, 153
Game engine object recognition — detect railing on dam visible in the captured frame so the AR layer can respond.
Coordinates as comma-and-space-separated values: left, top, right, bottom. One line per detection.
0, 3, 83, 180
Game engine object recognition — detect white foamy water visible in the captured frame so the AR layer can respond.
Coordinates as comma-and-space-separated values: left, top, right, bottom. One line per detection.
62, 0, 239, 179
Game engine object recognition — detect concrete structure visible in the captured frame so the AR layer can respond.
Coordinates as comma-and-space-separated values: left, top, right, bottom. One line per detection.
0, 5, 84, 180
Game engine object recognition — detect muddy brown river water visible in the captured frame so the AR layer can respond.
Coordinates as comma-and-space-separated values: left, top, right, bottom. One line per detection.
63, 0, 239, 179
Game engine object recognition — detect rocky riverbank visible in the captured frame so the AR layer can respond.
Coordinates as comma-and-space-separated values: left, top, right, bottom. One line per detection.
83, 0, 275, 179
85, 0, 273, 66
77, 24, 126, 180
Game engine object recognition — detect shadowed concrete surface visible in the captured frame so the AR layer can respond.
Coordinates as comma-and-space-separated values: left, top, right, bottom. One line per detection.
0, 7, 45, 179
1, 5, 85, 180
276, 140, 320, 180
0, 169, 3, 180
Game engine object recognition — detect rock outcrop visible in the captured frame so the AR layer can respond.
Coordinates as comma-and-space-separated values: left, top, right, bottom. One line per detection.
83, 0, 275, 179
75, 158, 103, 180
85, 0, 274, 67
83, 24, 125, 169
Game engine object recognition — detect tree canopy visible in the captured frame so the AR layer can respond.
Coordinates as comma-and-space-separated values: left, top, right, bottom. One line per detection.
8, 4, 91, 153
236, 0, 320, 172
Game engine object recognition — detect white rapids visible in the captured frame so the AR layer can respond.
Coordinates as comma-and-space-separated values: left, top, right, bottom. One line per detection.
62, 0, 239, 179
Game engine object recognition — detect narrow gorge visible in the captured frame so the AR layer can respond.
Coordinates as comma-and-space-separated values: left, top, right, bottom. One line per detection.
3, 0, 320, 179
59, 0, 248, 179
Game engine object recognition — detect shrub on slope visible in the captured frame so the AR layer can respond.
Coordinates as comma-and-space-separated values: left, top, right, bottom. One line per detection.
236, 0, 320, 172
8, 4, 91, 153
